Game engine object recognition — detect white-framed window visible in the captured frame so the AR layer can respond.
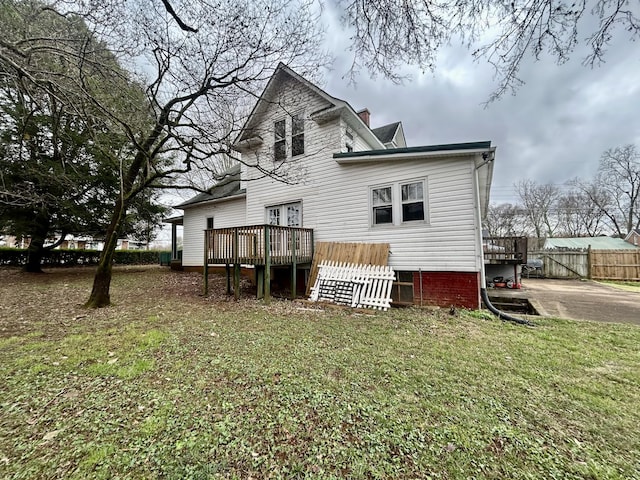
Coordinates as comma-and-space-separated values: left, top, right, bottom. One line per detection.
273, 113, 305, 161
401, 181, 425, 222
345, 130, 354, 153
206, 216, 214, 229
291, 114, 304, 157
274, 118, 286, 161
372, 186, 393, 225
266, 201, 302, 227
370, 179, 427, 227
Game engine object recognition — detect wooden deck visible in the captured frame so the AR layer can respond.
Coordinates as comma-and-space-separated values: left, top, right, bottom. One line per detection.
484, 236, 528, 265
203, 225, 314, 301
205, 225, 314, 266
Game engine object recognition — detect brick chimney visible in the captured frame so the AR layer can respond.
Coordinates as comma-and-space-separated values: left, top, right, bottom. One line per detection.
357, 108, 370, 127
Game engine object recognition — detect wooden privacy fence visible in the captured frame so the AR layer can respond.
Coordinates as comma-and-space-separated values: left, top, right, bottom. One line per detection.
591, 249, 640, 281
531, 249, 640, 280
309, 261, 396, 310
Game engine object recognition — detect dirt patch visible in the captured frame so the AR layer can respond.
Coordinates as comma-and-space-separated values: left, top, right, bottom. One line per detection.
0, 266, 260, 339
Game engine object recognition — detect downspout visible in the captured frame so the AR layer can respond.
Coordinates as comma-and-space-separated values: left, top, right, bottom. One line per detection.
473, 154, 533, 326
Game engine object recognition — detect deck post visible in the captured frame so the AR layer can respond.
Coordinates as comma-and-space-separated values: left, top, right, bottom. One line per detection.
225, 264, 231, 295
264, 225, 271, 304
171, 223, 178, 260
233, 228, 240, 300
291, 230, 297, 299
234, 263, 241, 300
203, 229, 209, 296
310, 229, 315, 261
256, 266, 264, 299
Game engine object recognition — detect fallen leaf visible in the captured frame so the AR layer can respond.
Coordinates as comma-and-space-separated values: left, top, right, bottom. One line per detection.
42, 430, 62, 441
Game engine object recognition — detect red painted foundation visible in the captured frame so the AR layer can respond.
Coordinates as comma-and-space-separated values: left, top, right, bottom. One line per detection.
413, 271, 480, 309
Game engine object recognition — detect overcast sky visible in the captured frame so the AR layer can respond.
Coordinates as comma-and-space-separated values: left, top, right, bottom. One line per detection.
319, 6, 640, 205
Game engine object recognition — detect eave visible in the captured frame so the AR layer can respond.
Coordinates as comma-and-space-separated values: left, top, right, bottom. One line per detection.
176, 191, 247, 210
334, 142, 493, 164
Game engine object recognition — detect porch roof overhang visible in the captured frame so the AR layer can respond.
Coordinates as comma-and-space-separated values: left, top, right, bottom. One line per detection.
163, 215, 183, 225
176, 191, 246, 210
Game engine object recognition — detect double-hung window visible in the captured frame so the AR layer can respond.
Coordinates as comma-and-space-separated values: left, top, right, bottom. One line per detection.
345, 130, 354, 152
371, 179, 427, 226
291, 114, 304, 157
274, 119, 286, 161
401, 181, 425, 221
372, 186, 393, 225
273, 114, 304, 161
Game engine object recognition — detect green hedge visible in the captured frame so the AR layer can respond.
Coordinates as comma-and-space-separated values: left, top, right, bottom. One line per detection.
0, 248, 169, 267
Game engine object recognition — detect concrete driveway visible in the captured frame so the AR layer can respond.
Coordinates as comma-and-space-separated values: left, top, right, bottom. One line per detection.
511, 279, 640, 325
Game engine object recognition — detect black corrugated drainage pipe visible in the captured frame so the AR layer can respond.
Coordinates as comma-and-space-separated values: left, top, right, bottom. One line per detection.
480, 288, 534, 326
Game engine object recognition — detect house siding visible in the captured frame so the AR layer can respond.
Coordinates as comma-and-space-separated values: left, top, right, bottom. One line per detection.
239, 77, 482, 273
181, 197, 246, 267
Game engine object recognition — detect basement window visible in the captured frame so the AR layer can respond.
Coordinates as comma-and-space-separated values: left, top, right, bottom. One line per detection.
391, 271, 414, 305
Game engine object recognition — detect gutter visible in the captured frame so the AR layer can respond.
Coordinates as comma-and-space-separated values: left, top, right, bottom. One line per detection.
472, 157, 533, 326
334, 148, 493, 164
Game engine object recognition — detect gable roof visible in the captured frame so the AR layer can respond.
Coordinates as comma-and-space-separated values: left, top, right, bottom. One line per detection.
233, 63, 385, 150
544, 237, 639, 250
372, 122, 401, 144
175, 164, 245, 209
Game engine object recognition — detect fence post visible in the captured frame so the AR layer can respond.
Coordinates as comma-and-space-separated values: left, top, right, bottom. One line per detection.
587, 245, 592, 280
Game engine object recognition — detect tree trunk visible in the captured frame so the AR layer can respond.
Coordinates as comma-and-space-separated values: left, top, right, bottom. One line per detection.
23, 215, 51, 273
24, 235, 45, 273
85, 198, 126, 308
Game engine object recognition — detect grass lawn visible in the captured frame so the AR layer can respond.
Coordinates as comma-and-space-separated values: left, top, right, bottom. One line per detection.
599, 280, 640, 293
1, 266, 639, 479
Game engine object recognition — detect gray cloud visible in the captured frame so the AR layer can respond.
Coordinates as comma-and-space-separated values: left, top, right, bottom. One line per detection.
320, 13, 640, 204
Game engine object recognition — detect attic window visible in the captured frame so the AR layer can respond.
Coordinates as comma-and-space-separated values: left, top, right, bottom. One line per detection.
292, 114, 304, 157
274, 119, 286, 161
345, 130, 353, 153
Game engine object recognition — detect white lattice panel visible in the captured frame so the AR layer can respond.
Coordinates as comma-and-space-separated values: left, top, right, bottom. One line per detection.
309, 261, 395, 311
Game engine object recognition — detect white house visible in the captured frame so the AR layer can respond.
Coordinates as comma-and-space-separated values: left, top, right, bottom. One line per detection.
175, 64, 495, 308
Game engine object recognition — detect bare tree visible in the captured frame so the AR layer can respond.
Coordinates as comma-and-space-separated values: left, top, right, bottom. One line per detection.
484, 203, 528, 237
555, 187, 607, 237
339, 0, 640, 100
516, 179, 559, 238
2, 0, 327, 307
590, 144, 640, 236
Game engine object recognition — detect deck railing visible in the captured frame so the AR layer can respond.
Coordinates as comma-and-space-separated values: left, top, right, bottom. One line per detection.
483, 236, 528, 264
205, 225, 314, 266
